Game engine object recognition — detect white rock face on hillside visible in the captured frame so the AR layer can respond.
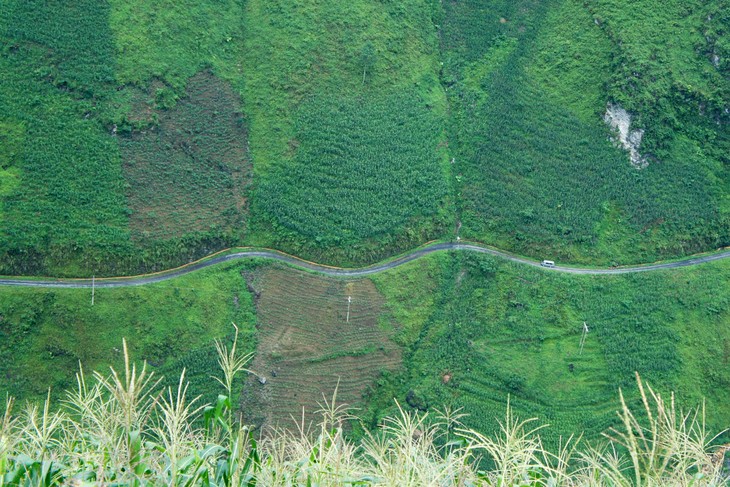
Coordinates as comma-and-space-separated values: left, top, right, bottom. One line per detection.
604, 103, 648, 168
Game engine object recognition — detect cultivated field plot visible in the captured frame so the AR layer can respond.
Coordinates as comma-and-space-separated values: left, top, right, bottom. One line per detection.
0, 0, 131, 275
120, 71, 250, 241
241, 266, 401, 430
243, 0, 453, 264
257, 90, 449, 254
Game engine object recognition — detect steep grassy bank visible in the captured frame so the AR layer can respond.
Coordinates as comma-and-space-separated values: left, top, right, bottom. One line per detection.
0, 262, 256, 404
0, 0, 131, 276
368, 252, 730, 446
0, 0, 452, 274
443, 0, 729, 264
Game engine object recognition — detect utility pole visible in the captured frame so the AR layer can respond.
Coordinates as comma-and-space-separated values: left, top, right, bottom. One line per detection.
91, 275, 95, 306
346, 296, 352, 323
579, 322, 588, 355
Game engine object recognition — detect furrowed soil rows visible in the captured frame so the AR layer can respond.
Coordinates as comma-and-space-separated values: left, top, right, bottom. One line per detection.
241, 266, 401, 430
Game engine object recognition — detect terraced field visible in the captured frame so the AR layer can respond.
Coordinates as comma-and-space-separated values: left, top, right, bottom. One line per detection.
240, 266, 401, 429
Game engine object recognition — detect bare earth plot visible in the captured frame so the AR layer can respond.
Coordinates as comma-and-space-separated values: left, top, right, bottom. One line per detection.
120, 71, 250, 241
240, 266, 401, 430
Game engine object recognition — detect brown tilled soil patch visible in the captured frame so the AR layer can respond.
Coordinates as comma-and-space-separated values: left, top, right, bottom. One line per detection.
120, 71, 250, 241
240, 266, 401, 431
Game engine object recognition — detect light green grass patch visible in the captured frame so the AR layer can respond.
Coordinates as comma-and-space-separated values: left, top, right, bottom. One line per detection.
463, 36, 518, 97
0, 262, 256, 403
371, 252, 447, 346
526, 1, 612, 121
109, 0, 247, 91
0, 166, 20, 198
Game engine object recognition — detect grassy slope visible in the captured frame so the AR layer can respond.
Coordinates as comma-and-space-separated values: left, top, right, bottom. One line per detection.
445, 0, 729, 265
109, 0, 247, 91
0, 262, 256, 404
0, 0, 452, 274
369, 252, 730, 446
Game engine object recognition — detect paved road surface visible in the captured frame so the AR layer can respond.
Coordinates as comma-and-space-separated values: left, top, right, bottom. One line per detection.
1, 242, 729, 288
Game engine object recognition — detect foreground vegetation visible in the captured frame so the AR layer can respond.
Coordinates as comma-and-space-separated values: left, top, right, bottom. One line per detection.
1, 332, 728, 486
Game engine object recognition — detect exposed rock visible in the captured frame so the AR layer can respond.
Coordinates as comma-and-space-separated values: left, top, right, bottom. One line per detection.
604, 103, 648, 168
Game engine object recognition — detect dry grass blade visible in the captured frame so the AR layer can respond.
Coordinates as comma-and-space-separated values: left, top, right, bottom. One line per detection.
257, 385, 362, 485
16, 390, 67, 461
360, 401, 476, 486
62, 363, 127, 481
458, 398, 550, 485
589, 373, 727, 486
93, 339, 160, 432
153, 369, 206, 484
213, 323, 254, 399
92, 338, 160, 477
0, 395, 17, 461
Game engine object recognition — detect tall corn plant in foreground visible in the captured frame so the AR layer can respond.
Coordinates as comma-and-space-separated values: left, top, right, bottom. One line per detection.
359, 402, 476, 486
253, 387, 364, 486
579, 372, 729, 486
204, 323, 258, 486
1, 325, 729, 486
457, 398, 572, 486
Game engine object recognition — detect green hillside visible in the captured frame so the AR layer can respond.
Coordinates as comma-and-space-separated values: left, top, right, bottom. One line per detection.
0, 261, 257, 404
443, 0, 729, 264
0, 0, 727, 274
0, 0, 728, 472
369, 252, 730, 446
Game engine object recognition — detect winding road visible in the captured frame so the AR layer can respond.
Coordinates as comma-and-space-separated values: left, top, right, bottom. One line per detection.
1, 242, 729, 289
